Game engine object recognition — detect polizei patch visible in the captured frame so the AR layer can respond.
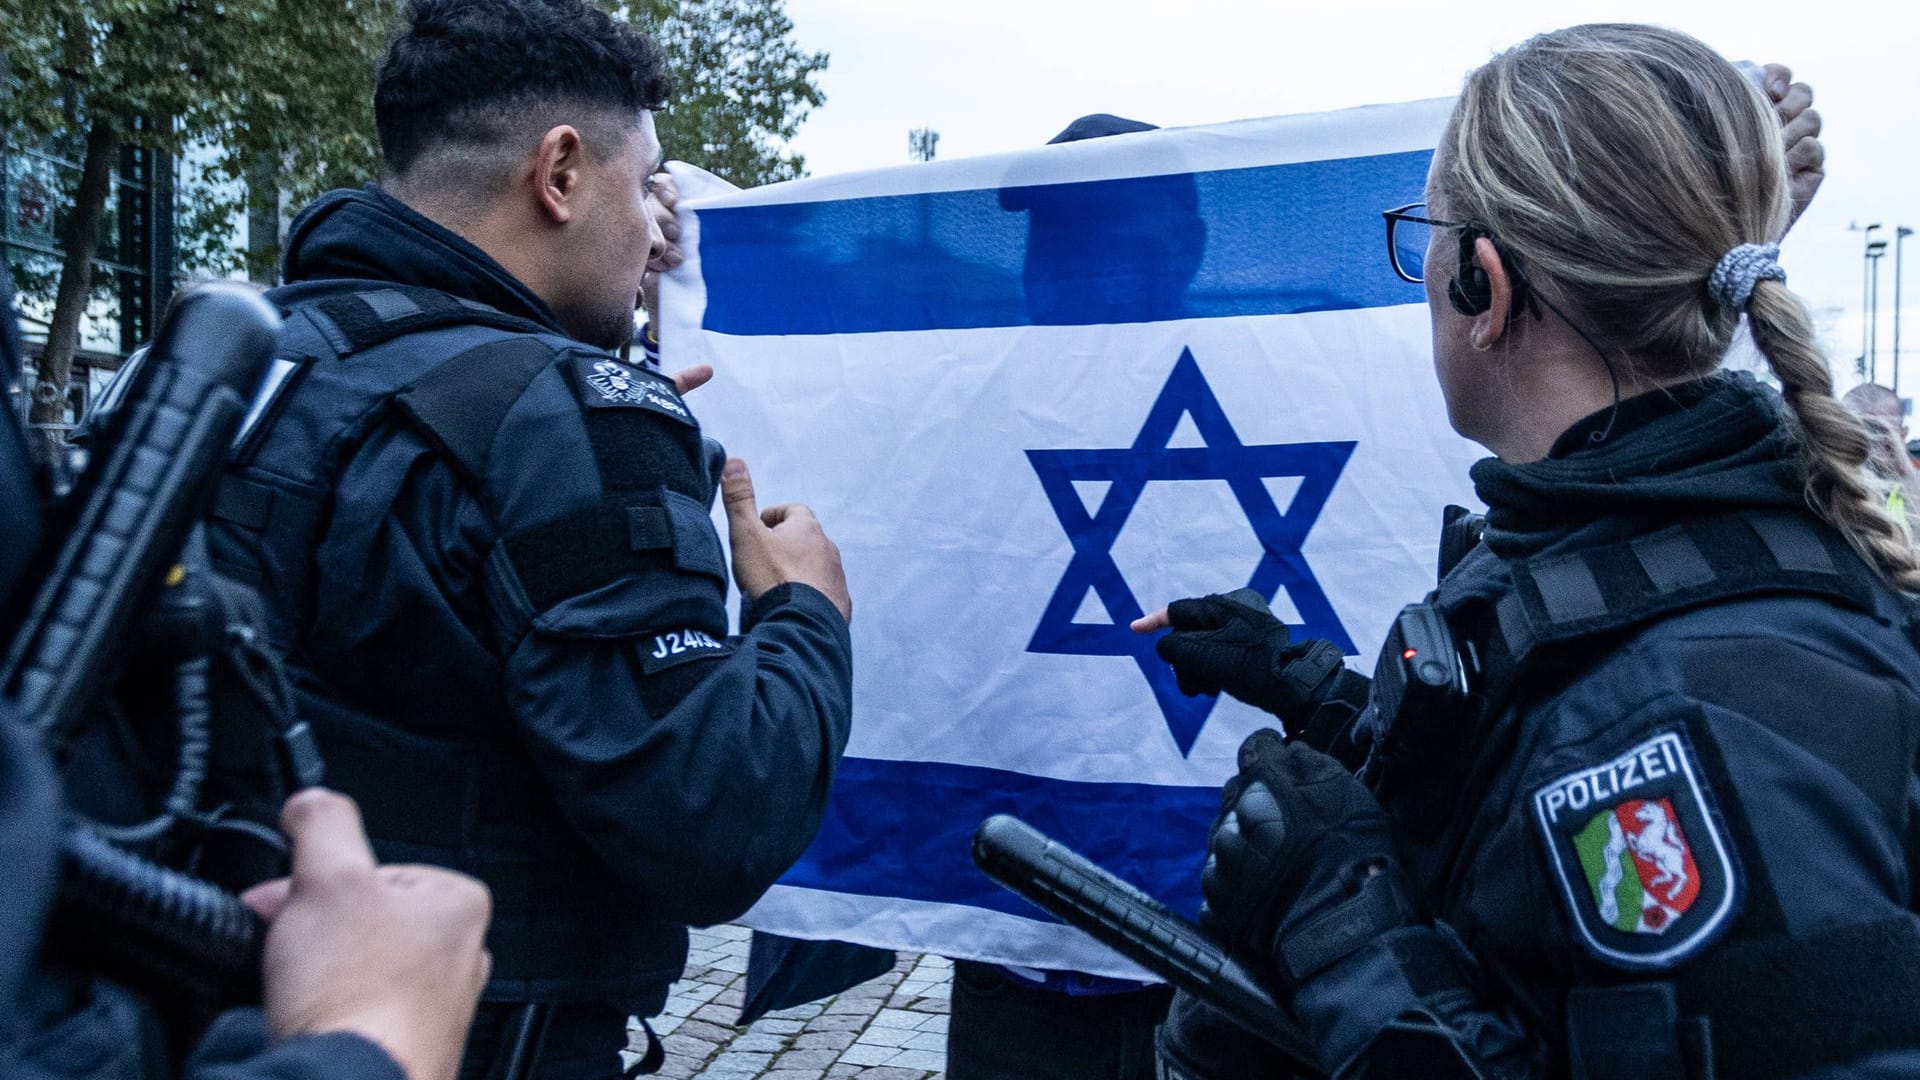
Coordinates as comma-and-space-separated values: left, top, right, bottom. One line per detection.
1532, 730, 1739, 971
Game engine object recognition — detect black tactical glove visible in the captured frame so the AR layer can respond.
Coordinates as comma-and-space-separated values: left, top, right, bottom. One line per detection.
1155, 590, 1350, 726
1201, 729, 1412, 988
1156, 988, 1292, 1080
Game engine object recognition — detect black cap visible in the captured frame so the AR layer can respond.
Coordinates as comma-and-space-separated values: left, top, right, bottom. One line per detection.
1047, 114, 1157, 144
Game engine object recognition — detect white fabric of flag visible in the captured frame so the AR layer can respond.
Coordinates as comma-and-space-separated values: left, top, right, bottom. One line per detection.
660, 98, 1482, 978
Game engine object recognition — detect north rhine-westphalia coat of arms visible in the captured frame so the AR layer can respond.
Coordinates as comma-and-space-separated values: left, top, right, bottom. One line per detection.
1532, 730, 1740, 970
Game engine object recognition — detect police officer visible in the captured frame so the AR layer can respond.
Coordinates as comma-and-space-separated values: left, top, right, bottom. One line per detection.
1841, 382, 1920, 535
196, 2, 854, 1077
1, 277, 493, 1078
1138, 27, 1920, 1078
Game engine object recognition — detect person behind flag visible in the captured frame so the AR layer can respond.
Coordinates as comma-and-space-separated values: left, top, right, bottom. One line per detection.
941, 112, 1193, 1080
1000, 113, 1205, 328
1138, 27, 1920, 1078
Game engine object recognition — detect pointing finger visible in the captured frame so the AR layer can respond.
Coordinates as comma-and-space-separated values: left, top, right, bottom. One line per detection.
671, 364, 713, 395
1132, 607, 1171, 633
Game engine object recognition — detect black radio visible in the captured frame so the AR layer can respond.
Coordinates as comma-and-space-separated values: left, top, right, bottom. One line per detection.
1369, 503, 1485, 732
1370, 601, 1470, 734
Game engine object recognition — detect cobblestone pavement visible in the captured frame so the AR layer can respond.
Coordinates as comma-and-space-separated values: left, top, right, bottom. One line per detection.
626, 923, 953, 1079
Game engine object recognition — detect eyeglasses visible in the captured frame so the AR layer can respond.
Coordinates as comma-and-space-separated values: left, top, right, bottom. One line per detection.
1381, 202, 1467, 285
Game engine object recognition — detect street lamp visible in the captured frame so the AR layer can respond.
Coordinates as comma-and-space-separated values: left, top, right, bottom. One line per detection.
1854, 222, 1883, 375
1896, 226, 1913, 396
1869, 240, 1889, 382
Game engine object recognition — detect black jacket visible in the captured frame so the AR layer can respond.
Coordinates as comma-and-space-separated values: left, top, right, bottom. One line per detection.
211, 187, 854, 1012
1167, 374, 1920, 1078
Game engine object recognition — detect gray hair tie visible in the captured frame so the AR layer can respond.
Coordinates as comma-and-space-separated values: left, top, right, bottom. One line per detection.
1708, 242, 1786, 310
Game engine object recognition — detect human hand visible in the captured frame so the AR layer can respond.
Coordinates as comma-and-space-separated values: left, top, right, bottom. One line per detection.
1201, 730, 1410, 986
1132, 591, 1345, 724
670, 364, 713, 395
640, 170, 684, 331
633, 169, 706, 397
1156, 990, 1282, 1080
241, 790, 491, 1080
720, 457, 852, 622
1759, 63, 1823, 228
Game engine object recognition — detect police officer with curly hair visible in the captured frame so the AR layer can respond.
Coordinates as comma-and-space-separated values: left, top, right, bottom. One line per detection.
1137, 25, 1920, 1078
193, 2, 854, 1076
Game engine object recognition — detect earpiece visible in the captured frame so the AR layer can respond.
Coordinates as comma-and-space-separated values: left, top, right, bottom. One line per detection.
1448, 227, 1493, 316
1448, 227, 1535, 321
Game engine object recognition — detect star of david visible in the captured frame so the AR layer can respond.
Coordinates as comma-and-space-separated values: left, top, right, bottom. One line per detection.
1026, 348, 1357, 756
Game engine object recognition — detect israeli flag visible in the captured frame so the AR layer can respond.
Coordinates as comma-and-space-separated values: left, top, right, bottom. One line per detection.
662, 99, 1481, 978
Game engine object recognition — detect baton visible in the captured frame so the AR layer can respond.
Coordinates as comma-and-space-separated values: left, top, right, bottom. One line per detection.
971, 814, 1319, 1070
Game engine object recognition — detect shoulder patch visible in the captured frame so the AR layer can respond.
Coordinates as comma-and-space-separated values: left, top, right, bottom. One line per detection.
638, 627, 733, 675
1532, 730, 1740, 971
571, 354, 694, 425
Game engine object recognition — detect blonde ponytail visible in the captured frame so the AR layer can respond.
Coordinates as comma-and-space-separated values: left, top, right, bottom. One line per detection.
1747, 280, 1920, 590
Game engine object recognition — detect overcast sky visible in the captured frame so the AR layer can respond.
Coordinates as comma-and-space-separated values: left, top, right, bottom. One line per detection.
774, 0, 1919, 393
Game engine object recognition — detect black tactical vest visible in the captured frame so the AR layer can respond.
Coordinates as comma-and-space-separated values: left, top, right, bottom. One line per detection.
208, 281, 688, 1008
1370, 509, 1920, 1079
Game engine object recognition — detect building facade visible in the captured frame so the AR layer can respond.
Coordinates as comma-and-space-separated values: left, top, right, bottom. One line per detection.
2, 129, 176, 436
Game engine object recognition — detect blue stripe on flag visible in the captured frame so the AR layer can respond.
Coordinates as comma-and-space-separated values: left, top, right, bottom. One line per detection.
699, 149, 1432, 335
780, 756, 1220, 920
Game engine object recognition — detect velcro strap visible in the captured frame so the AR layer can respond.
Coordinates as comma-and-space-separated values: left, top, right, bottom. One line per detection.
1748, 514, 1836, 573
1675, 918, 1920, 1079
1566, 984, 1688, 1080
1276, 869, 1406, 984
1280, 637, 1344, 699
502, 491, 724, 613
1529, 552, 1607, 623
1630, 530, 1714, 593
1382, 925, 1478, 1001
663, 489, 725, 578
1496, 512, 1877, 667
312, 286, 548, 356
627, 506, 672, 551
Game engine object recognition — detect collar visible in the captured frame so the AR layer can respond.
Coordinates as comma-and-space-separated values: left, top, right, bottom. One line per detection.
1470, 372, 1804, 559
1547, 376, 1724, 459
280, 185, 565, 335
